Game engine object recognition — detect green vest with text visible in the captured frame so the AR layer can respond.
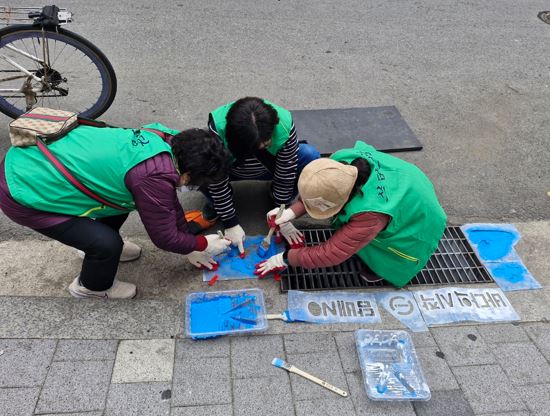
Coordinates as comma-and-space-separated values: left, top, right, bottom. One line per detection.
332, 141, 446, 287
4, 123, 178, 218
209, 100, 292, 157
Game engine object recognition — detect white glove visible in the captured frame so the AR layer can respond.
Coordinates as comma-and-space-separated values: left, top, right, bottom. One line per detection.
224, 224, 245, 254
204, 234, 231, 256
255, 252, 287, 278
266, 207, 296, 225
187, 251, 217, 270
279, 222, 305, 247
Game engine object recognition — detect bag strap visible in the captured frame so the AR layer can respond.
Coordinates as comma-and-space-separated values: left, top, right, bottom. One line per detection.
34, 137, 130, 212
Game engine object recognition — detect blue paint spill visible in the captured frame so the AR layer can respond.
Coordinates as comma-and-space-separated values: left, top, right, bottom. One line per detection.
203, 235, 285, 281
462, 224, 541, 292
185, 289, 268, 339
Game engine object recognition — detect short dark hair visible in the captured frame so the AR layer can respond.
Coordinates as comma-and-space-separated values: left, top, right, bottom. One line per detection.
171, 128, 230, 186
225, 97, 279, 160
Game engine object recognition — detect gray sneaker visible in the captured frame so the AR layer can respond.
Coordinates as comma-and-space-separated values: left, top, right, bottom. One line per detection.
68, 276, 137, 299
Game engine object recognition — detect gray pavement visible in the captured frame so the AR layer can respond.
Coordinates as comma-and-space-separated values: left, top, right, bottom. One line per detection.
1, 326, 550, 415
2, 1, 550, 415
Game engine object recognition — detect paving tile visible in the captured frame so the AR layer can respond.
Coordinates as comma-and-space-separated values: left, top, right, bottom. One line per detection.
415, 347, 459, 391
517, 383, 550, 415
413, 390, 474, 416
523, 323, 550, 362
0, 387, 40, 416
345, 372, 416, 416
295, 397, 356, 416
334, 332, 361, 373
171, 405, 233, 416
412, 331, 438, 348
233, 376, 294, 416
35, 360, 113, 414
286, 351, 348, 401
111, 339, 175, 383
476, 323, 529, 344
105, 382, 171, 416
231, 335, 286, 379
491, 342, 550, 385
54, 340, 118, 361
172, 357, 230, 406
0, 339, 56, 387
284, 332, 337, 354
431, 327, 495, 366
38, 413, 103, 416
476, 413, 531, 416
453, 365, 527, 414
175, 338, 229, 359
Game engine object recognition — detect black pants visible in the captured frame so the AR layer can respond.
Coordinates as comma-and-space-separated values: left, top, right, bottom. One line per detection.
36, 214, 129, 291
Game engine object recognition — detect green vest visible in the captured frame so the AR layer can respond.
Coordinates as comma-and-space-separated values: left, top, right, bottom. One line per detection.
209, 100, 293, 157
332, 141, 447, 287
4, 122, 178, 218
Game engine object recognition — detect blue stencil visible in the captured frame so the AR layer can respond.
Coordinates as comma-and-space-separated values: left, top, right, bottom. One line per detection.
202, 235, 285, 281
185, 289, 268, 339
356, 330, 431, 401
485, 262, 542, 291
375, 292, 428, 332
287, 290, 381, 324
414, 287, 519, 326
462, 223, 541, 291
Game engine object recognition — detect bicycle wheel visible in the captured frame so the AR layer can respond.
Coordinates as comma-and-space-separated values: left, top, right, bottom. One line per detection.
0, 25, 117, 119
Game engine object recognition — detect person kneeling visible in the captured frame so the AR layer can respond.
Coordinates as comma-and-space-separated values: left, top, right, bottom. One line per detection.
256, 141, 447, 288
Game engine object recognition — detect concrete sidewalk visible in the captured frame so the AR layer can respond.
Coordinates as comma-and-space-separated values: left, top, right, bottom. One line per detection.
0, 220, 549, 415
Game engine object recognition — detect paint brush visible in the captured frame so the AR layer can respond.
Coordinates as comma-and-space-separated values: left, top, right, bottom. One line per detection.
257, 204, 285, 258
271, 358, 348, 397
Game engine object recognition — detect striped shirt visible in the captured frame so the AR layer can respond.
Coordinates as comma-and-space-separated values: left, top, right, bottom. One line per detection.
208, 119, 299, 227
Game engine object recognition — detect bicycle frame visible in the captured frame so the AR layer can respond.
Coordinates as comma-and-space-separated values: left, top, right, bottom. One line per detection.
0, 7, 73, 108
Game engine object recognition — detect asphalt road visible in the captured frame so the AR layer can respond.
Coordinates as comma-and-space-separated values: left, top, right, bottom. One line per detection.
1, 0, 549, 240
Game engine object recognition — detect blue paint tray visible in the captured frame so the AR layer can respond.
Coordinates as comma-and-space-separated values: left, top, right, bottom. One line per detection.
355, 329, 430, 401
185, 289, 268, 340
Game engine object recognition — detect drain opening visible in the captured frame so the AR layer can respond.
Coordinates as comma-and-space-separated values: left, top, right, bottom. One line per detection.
281, 226, 493, 292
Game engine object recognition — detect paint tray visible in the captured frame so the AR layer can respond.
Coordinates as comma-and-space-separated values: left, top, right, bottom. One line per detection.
185, 289, 268, 340
355, 329, 430, 401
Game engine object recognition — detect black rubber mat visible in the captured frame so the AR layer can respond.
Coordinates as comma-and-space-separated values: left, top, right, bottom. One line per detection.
291, 106, 423, 156
280, 226, 493, 292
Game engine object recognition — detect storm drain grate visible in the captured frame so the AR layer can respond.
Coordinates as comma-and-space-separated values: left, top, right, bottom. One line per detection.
280, 226, 493, 292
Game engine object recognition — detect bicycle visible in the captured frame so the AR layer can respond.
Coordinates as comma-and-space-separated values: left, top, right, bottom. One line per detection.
0, 5, 116, 119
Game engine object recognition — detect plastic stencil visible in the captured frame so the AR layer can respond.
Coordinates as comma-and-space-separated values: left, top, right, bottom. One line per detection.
185, 289, 268, 339
462, 224, 541, 291
203, 235, 285, 281
355, 329, 430, 401
287, 290, 381, 324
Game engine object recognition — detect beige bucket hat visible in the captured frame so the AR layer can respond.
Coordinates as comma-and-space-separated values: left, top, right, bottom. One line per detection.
298, 158, 358, 219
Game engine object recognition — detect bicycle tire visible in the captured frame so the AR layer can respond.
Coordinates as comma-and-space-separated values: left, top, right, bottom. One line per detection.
0, 25, 117, 119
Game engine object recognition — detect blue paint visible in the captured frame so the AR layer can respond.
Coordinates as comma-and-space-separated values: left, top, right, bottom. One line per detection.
486, 262, 542, 291
462, 224, 541, 291
272, 358, 285, 368
203, 235, 285, 281
185, 289, 268, 339
465, 229, 516, 260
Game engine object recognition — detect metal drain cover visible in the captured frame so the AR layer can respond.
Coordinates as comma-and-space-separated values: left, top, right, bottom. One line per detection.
280, 226, 493, 292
